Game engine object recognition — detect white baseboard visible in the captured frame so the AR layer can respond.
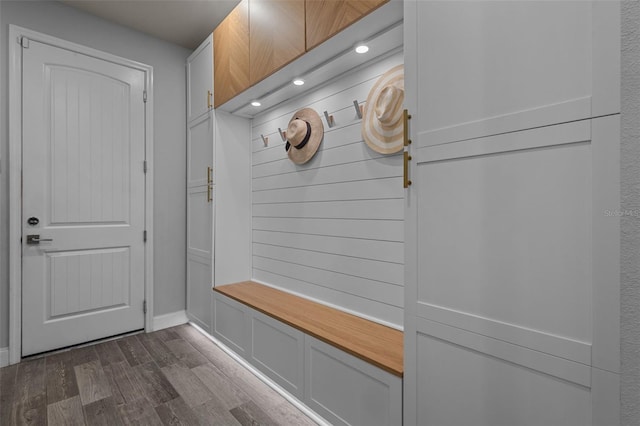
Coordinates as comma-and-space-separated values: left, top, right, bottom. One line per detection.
153, 310, 188, 331
0, 347, 9, 367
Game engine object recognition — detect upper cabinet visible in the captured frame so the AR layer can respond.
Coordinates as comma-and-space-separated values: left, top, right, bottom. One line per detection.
213, 0, 250, 108
211, 0, 402, 113
187, 34, 213, 122
249, 0, 306, 85
305, 0, 388, 50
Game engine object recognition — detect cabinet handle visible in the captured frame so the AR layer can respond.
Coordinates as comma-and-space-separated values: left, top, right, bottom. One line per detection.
207, 90, 212, 109
404, 152, 412, 189
403, 109, 412, 188
403, 109, 412, 147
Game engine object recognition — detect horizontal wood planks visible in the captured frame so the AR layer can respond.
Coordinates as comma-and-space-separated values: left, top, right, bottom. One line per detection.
250, 52, 405, 327
214, 281, 403, 376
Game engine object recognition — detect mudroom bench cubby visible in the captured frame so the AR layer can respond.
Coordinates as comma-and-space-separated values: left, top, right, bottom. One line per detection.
211, 281, 403, 426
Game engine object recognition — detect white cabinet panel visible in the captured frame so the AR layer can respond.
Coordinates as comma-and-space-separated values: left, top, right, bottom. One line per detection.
187, 113, 214, 188
187, 186, 212, 258
250, 311, 304, 398
415, 331, 591, 426
404, 1, 621, 424
416, 123, 592, 345
212, 292, 250, 357
187, 34, 212, 122
186, 256, 212, 333
414, 1, 593, 135
186, 185, 213, 334
304, 336, 402, 426
186, 36, 215, 333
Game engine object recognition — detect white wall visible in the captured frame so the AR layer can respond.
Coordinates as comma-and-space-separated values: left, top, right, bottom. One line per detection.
251, 51, 404, 327
214, 110, 252, 286
0, 0, 191, 348
621, 1, 640, 424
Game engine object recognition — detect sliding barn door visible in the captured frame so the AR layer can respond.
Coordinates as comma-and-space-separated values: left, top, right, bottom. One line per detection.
404, 1, 621, 425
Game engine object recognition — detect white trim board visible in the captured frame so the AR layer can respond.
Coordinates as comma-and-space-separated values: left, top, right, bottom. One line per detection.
153, 311, 189, 331
8, 25, 154, 364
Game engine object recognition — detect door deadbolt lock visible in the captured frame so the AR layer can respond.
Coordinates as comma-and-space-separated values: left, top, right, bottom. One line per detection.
27, 217, 39, 226
26, 234, 53, 245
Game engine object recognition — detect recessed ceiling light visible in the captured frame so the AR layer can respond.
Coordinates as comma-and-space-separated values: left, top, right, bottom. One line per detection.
251, 101, 261, 107
355, 44, 369, 54
293, 79, 305, 86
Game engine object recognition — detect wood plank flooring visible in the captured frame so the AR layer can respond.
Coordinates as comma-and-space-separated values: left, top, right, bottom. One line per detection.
0, 325, 317, 426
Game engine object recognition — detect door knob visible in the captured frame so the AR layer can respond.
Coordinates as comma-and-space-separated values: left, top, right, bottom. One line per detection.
26, 234, 53, 245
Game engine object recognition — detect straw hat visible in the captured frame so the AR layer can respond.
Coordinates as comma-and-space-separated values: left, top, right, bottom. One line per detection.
285, 108, 324, 164
362, 64, 404, 154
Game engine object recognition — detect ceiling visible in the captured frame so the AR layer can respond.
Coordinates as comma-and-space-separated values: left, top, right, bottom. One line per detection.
60, 0, 241, 50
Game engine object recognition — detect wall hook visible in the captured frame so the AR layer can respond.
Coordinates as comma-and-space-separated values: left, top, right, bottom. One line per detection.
353, 100, 363, 119
278, 128, 287, 141
323, 110, 335, 128
261, 134, 269, 147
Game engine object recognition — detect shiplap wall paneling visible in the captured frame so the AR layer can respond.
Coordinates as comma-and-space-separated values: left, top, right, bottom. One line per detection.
251, 52, 404, 328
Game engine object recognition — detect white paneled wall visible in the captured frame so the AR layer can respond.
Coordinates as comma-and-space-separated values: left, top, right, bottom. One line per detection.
251, 52, 404, 327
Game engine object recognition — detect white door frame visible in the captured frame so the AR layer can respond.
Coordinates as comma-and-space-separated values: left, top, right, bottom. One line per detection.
8, 25, 155, 364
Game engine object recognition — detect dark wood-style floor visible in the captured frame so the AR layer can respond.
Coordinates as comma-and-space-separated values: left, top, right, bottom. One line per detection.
0, 324, 317, 425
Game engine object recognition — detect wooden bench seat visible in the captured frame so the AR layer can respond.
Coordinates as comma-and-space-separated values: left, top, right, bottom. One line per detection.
213, 281, 403, 377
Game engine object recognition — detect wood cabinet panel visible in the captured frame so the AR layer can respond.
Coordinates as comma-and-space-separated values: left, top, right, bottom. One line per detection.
213, 0, 250, 108
305, 0, 388, 50
249, 0, 306, 85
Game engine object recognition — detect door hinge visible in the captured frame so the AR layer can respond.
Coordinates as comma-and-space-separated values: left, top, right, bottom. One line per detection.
19, 36, 29, 48
143, 230, 147, 242
143, 160, 148, 173
143, 300, 147, 314
143, 90, 147, 103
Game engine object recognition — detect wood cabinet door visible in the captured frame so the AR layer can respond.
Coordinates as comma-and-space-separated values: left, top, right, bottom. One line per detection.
214, 0, 250, 108
305, 0, 388, 51
249, 0, 305, 85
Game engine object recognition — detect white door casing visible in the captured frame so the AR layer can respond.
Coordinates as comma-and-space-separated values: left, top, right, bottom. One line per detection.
404, 1, 620, 425
9, 26, 154, 362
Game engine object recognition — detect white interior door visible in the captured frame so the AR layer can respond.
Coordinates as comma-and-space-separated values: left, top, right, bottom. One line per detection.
21, 39, 147, 356
404, 1, 620, 425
